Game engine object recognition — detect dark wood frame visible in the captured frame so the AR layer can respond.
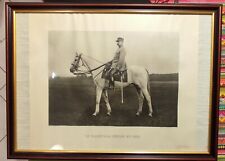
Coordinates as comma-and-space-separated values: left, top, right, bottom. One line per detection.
6, 2, 222, 161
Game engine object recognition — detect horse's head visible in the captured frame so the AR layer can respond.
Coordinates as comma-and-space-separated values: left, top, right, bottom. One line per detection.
70, 52, 83, 74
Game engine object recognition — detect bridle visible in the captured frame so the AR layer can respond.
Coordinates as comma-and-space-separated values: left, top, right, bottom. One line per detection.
71, 54, 107, 76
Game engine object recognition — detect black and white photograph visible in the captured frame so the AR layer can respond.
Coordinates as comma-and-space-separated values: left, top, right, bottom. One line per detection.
48, 31, 179, 127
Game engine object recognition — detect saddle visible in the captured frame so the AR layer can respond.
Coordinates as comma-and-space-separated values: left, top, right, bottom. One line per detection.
101, 62, 128, 82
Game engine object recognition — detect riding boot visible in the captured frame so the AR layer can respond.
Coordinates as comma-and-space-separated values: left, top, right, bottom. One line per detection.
109, 77, 114, 89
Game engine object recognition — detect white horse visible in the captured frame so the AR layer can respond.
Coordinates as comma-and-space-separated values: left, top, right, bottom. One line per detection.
70, 53, 153, 117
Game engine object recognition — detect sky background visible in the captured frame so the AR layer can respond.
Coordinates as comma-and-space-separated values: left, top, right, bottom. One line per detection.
49, 31, 179, 77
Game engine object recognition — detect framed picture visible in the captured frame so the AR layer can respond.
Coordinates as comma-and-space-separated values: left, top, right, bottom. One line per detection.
6, 2, 221, 160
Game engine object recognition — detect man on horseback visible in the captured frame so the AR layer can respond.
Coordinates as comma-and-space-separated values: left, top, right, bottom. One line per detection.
70, 38, 153, 116
108, 37, 127, 88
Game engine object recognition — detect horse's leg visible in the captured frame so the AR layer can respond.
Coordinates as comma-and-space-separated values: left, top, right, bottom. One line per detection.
134, 86, 144, 116
141, 87, 153, 117
102, 90, 112, 116
93, 87, 103, 116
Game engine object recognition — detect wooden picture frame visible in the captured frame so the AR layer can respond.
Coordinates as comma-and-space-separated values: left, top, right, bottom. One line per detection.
6, 2, 221, 160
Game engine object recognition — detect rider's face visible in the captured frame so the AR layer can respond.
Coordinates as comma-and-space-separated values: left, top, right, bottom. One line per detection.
117, 41, 123, 47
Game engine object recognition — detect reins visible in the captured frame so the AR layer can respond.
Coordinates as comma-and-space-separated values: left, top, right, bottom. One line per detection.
84, 63, 107, 74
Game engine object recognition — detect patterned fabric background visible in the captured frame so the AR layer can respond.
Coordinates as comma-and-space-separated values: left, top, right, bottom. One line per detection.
218, 6, 225, 159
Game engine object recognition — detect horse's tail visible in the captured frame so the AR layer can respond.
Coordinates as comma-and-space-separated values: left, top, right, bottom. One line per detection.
145, 69, 150, 93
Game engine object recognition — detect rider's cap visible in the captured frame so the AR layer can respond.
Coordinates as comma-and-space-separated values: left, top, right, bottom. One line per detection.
116, 37, 124, 42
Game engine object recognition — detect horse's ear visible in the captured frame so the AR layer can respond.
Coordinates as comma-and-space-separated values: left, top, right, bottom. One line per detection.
75, 52, 78, 56
80, 53, 83, 56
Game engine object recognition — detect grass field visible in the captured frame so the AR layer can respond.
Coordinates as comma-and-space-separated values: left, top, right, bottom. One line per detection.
49, 74, 178, 127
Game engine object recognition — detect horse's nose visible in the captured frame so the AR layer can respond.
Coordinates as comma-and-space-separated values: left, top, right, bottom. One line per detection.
70, 68, 73, 73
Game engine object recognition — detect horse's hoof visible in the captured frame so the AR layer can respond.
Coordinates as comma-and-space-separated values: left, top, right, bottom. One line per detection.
92, 113, 97, 116
107, 112, 111, 116
149, 113, 153, 117
136, 112, 141, 116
